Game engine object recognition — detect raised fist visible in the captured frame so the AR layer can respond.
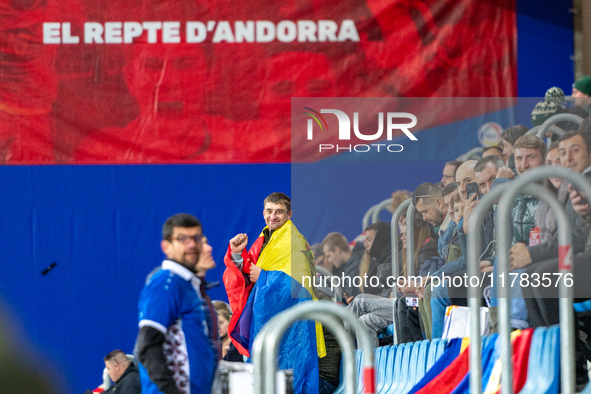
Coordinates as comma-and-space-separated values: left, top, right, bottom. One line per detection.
230, 233, 248, 254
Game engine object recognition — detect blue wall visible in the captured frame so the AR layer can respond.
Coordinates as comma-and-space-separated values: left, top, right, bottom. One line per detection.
517, 0, 574, 96
0, 164, 289, 392
0, 1, 577, 392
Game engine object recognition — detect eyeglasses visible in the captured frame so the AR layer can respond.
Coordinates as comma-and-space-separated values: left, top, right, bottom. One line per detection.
411, 194, 431, 205
169, 234, 206, 245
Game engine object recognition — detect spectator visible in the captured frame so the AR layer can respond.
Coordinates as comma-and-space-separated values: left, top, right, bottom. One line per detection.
311, 242, 330, 271
413, 182, 447, 230
455, 160, 478, 203
474, 155, 505, 196
522, 131, 591, 387
439, 182, 459, 260
223, 193, 323, 394
212, 300, 232, 316
481, 145, 503, 159
441, 160, 463, 187
534, 141, 569, 242
364, 222, 392, 296
137, 214, 219, 394
347, 213, 439, 346
572, 75, 591, 116
543, 141, 563, 195
500, 125, 529, 166
322, 232, 363, 298
217, 309, 243, 362
450, 194, 465, 224
580, 117, 591, 137
104, 350, 141, 394
512, 131, 591, 271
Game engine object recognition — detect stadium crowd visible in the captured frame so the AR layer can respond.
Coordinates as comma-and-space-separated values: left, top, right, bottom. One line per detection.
93, 78, 591, 394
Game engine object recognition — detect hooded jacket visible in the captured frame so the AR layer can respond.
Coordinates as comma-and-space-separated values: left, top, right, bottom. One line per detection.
365, 222, 392, 296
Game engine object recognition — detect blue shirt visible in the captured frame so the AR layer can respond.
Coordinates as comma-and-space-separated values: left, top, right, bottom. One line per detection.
138, 260, 216, 394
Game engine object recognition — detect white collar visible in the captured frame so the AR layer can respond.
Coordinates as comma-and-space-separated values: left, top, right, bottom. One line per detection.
162, 260, 196, 282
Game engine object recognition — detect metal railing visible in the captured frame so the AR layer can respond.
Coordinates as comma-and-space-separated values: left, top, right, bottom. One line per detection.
536, 113, 583, 139
467, 166, 591, 394
362, 198, 392, 231
371, 198, 393, 225
252, 302, 375, 394
316, 265, 344, 303
526, 124, 564, 139
390, 198, 411, 344
526, 112, 584, 140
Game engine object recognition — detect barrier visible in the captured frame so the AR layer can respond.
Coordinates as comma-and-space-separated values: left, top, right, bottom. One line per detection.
316, 265, 344, 302
525, 124, 564, 139
494, 166, 591, 394
390, 198, 411, 344
466, 166, 591, 394
251, 301, 375, 394
371, 199, 393, 225
363, 198, 393, 231
465, 182, 510, 393
405, 201, 417, 277
535, 113, 583, 140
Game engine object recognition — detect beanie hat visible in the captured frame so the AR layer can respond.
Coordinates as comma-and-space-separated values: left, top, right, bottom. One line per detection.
574, 75, 591, 96
531, 100, 562, 127
544, 87, 565, 104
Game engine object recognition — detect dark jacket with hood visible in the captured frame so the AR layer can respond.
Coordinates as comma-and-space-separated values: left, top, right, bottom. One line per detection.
365, 222, 392, 297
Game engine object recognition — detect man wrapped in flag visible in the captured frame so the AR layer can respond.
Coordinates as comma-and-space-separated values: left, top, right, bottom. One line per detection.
223, 192, 325, 394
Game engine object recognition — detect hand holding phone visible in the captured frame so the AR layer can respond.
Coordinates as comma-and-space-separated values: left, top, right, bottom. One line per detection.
466, 182, 481, 200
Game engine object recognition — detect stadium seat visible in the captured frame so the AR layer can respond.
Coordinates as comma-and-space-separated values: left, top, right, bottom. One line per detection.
518, 325, 559, 394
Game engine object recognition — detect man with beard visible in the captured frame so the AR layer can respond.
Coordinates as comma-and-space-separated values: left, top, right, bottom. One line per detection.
136, 214, 219, 394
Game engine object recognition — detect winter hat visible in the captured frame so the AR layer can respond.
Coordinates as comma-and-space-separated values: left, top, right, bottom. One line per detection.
574, 75, 591, 96
531, 100, 562, 127
544, 87, 565, 104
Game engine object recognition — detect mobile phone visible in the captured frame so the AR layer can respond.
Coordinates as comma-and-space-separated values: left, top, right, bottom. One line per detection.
466, 182, 481, 200
405, 297, 419, 307
507, 153, 515, 170
572, 183, 589, 206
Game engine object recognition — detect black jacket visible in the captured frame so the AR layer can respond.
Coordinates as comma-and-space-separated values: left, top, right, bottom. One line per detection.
105, 363, 141, 394
333, 242, 364, 297
365, 222, 392, 297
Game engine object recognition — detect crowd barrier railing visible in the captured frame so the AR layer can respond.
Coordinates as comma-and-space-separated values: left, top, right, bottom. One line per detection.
390, 198, 411, 344
316, 265, 344, 303
252, 301, 375, 394
535, 113, 583, 140
362, 198, 393, 231
494, 166, 591, 394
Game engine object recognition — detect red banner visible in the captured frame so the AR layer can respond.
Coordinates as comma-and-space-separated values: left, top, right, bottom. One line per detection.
0, 0, 516, 164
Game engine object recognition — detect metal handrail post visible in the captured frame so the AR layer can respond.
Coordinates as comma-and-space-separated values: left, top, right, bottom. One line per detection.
362, 203, 379, 231
526, 125, 565, 139
390, 198, 411, 344
496, 166, 591, 394
405, 201, 416, 277
371, 198, 393, 224
466, 183, 510, 394
316, 265, 344, 303
536, 113, 583, 139
252, 302, 375, 394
